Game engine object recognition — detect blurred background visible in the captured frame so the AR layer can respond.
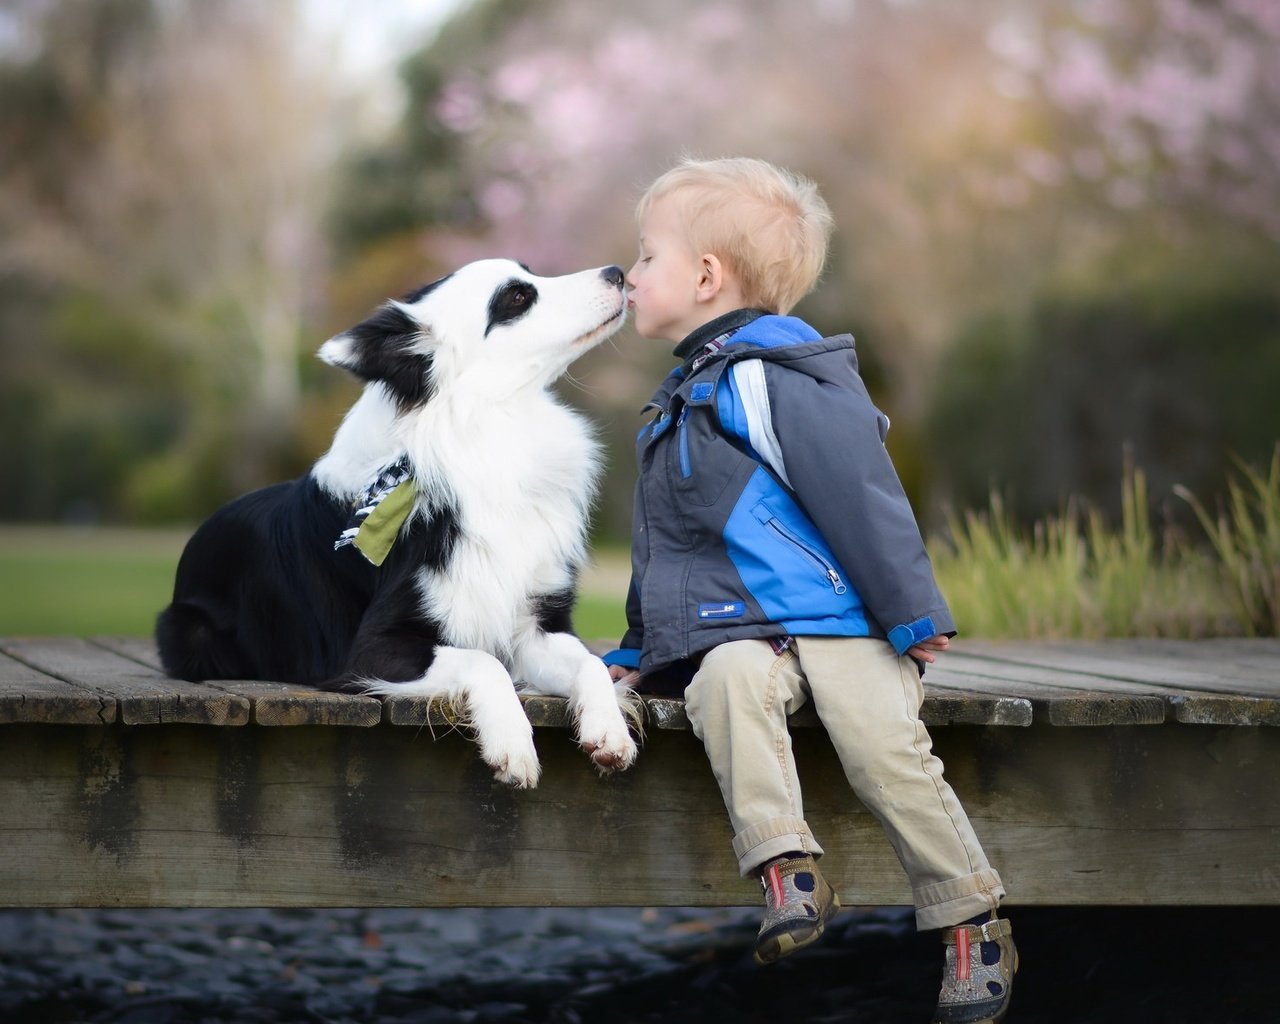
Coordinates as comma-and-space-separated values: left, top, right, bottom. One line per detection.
2, 0, 1278, 638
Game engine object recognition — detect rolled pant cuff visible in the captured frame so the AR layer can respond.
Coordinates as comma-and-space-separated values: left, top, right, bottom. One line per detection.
732, 816, 824, 876
913, 869, 1006, 931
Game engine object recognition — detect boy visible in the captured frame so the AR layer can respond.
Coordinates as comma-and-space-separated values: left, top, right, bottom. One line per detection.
603, 157, 1017, 1024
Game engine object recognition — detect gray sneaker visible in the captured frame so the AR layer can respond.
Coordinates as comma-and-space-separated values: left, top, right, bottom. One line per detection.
932, 914, 1018, 1023
752, 854, 841, 965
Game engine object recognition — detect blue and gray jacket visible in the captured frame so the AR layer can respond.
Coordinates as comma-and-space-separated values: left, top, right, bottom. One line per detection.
604, 309, 955, 680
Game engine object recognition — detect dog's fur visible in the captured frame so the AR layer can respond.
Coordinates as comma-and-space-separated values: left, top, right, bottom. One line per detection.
156, 259, 635, 787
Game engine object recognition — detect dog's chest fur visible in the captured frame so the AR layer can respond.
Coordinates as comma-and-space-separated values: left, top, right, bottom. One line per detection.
404, 390, 599, 658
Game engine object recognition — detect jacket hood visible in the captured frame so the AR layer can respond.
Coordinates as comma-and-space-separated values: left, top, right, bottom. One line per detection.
648, 314, 858, 412
722, 314, 855, 364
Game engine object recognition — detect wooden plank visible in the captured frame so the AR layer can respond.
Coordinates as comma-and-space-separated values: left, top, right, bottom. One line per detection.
0, 649, 114, 725
81, 635, 1269, 728
1037, 694, 1167, 726
1, 720, 1276, 908
1169, 693, 1280, 727
388, 690, 1033, 733
1, 638, 247, 727
1096, 638, 1280, 687
96, 636, 381, 728
958, 639, 1271, 694
102, 637, 1031, 729
930, 658, 1168, 725
384, 694, 574, 730
202, 681, 382, 727
97, 635, 165, 671
949, 641, 1279, 726
936, 651, 1158, 692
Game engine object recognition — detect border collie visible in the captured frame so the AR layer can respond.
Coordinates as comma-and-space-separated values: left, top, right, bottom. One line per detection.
156, 259, 636, 788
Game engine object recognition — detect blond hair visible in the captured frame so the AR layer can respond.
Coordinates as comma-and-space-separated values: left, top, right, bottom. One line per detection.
636, 156, 833, 314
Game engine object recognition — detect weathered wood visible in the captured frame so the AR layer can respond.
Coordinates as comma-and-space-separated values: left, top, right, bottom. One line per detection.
958, 638, 1280, 696
0, 649, 113, 725
1168, 693, 1280, 727
203, 681, 383, 728
0, 719, 1276, 908
92, 637, 1036, 730
939, 641, 1280, 726
1, 637, 1279, 908
2, 637, 247, 726
94, 636, 381, 727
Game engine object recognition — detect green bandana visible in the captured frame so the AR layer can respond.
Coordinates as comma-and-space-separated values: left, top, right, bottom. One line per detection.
351, 478, 416, 566
334, 455, 416, 566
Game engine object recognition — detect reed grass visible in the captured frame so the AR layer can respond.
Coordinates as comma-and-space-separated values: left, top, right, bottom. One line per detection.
1175, 446, 1280, 637
930, 461, 1248, 639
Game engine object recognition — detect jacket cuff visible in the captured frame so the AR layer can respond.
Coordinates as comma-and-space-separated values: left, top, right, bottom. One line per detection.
601, 648, 642, 669
887, 616, 938, 656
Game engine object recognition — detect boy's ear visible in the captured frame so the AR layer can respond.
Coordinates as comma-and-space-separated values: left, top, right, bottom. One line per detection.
695, 254, 725, 302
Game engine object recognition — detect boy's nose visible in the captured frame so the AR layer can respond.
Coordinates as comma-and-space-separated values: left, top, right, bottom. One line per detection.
600, 265, 625, 289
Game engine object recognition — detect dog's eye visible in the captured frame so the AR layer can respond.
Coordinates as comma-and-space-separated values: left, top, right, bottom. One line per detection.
486, 279, 539, 335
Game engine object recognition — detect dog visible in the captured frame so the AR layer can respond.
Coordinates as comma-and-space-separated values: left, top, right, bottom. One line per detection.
156, 259, 637, 787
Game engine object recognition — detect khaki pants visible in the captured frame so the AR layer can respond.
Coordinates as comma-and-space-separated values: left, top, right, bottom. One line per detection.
684, 636, 1005, 931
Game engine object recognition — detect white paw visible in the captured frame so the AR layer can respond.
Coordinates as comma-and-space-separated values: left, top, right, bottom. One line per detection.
476, 715, 541, 788
576, 706, 638, 774
488, 746, 542, 789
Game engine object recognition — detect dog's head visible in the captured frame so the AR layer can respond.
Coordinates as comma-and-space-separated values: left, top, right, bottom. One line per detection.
318, 259, 627, 408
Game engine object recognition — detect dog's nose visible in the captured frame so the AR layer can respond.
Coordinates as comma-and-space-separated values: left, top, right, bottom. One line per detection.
600, 265, 625, 289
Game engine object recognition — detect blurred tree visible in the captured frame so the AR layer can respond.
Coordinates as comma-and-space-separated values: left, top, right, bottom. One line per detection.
326, 0, 1280, 536
5, 0, 1277, 532
1009, 0, 1280, 239
926, 0, 1280, 522
928, 238, 1280, 521
332, 0, 1057, 534
0, 0, 343, 520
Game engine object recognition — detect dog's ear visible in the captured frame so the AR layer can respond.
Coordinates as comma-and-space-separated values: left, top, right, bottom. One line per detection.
319, 302, 437, 408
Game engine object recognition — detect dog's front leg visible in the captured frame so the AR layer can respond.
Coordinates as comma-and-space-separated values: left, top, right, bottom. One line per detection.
516, 632, 639, 774
358, 647, 541, 788
427, 647, 542, 788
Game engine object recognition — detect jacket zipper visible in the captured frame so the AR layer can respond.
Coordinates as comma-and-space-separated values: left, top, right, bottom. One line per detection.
764, 516, 848, 594
676, 407, 691, 478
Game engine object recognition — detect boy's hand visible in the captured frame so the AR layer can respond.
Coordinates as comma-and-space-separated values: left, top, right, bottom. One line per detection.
907, 634, 950, 664
607, 663, 641, 688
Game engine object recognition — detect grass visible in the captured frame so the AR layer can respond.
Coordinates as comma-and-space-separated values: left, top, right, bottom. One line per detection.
930, 461, 1251, 639
0, 527, 632, 642
1176, 448, 1280, 637
0, 527, 189, 636
3, 453, 1276, 641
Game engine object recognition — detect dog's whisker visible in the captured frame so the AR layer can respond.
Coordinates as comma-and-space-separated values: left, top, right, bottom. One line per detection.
560, 371, 599, 396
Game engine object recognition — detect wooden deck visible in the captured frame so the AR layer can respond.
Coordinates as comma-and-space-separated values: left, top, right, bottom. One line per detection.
1, 636, 1278, 909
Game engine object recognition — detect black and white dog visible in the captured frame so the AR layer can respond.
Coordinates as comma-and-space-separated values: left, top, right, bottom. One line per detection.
157, 259, 636, 787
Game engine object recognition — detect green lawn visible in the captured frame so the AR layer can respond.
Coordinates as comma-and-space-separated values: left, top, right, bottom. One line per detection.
0, 526, 630, 642
0, 527, 189, 635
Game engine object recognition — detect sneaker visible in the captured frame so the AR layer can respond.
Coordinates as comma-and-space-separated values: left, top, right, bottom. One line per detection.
752, 854, 840, 966
932, 913, 1018, 1024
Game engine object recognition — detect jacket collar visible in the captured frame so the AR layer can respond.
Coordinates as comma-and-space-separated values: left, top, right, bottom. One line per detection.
672, 308, 769, 368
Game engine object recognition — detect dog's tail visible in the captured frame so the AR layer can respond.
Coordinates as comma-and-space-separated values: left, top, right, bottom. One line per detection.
313, 675, 386, 696
155, 601, 250, 682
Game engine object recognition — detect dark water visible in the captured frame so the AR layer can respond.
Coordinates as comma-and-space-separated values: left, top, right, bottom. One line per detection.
0, 905, 1271, 1023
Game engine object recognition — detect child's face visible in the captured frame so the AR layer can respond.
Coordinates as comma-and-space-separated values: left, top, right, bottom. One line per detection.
627, 195, 706, 344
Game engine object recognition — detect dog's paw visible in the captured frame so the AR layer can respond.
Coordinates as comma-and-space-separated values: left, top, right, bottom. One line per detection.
489, 747, 542, 789
576, 710, 638, 774
476, 719, 541, 788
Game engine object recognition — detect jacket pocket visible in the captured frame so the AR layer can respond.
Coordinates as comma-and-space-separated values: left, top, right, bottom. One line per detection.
751, 501, 849, 595
671, 408, 745, 507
